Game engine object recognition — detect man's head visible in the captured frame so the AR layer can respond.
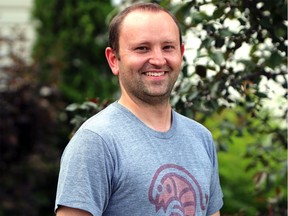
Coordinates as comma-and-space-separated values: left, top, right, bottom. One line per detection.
108, 3, 182, 58
105, 3, 184, 105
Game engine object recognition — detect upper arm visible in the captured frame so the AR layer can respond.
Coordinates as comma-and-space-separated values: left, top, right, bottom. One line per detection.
210, 211, 221, 216
55, 130, 113, 216
56, 206, 93, 216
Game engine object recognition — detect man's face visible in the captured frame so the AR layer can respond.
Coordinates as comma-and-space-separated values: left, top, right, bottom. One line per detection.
111, 10, 184, 104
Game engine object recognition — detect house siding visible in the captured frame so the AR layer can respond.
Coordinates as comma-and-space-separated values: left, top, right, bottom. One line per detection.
0, 0, 35, 60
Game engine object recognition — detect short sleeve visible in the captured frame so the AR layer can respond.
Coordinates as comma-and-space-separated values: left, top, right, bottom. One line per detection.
55, 129, 114, 216
207, 140, 224, 215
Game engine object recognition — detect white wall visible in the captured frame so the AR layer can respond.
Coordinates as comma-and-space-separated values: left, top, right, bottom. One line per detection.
0, 0, 35, 60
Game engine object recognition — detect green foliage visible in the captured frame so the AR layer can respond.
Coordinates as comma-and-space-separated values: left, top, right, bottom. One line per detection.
169, 0, 287, 119
32, 0, 118, 102
205, 107, 287, 215
171, 1, 287, 213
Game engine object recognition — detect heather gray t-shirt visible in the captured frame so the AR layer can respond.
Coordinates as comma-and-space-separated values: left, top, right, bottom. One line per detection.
55, 102, 223, 215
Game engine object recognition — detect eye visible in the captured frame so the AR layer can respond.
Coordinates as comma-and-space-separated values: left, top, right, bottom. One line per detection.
163, 45, 175, 51
135, 46, 149, 52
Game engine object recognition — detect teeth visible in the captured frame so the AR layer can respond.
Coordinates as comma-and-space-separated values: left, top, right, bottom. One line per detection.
146, 72, 165, 77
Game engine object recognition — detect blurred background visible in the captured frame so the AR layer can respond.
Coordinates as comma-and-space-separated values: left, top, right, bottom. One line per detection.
0, 0, 287, 215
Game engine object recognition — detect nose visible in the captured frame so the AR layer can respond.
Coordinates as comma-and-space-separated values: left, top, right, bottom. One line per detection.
148, 49, 167, 66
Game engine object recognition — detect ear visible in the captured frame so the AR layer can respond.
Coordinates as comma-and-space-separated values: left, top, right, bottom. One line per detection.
180, 43, 185, 57
105, 47, 119, 76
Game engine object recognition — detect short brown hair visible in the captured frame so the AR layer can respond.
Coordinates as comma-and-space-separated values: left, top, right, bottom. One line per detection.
108, 2, 182, 57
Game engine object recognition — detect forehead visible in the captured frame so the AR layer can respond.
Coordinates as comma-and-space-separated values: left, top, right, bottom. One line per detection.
119, 10, 179, 43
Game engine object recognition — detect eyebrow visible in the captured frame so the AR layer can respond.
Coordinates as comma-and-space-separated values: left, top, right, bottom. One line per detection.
163, 41, 177, 44
130, 40, 178, 46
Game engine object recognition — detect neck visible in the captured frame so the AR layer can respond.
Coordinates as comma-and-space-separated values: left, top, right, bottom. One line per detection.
118, 95, 172, 132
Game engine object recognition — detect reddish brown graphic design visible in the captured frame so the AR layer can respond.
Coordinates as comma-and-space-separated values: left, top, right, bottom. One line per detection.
148, 164, 208, 216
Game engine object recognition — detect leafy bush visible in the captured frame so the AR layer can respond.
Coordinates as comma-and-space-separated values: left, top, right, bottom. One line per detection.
0, 28, 70, 216
32, 0, 118, 103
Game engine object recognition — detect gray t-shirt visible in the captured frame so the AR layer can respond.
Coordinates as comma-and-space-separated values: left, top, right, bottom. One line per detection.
55, 102, 223, 215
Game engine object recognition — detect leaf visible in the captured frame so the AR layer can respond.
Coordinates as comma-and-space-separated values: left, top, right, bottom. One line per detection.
255, 91, 268, 98
213, 7, 224, 19
201, 38, 214, 49
266, 51, 283, 69
210, 51, 224, 65
211, 81, 220, 97
66, 103, 80, 111
219, 28, 233, 37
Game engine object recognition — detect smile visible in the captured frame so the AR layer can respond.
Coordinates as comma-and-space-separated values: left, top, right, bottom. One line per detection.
145, 72, 165, 77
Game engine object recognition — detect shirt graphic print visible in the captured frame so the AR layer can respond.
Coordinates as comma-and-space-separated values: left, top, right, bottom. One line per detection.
148, 164, 208, 216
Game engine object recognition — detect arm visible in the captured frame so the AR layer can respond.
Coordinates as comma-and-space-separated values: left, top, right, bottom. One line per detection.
55, 130, 113, 216
210, 211, 220, 216
56, 206, 92, 216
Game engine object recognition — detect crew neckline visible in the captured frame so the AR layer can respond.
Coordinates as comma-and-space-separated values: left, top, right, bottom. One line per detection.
112, 102, 176, 139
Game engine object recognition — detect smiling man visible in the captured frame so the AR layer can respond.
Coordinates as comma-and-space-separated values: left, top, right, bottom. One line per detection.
55, 3, 223, 216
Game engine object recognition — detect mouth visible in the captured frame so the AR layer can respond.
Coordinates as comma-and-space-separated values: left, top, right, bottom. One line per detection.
144, 72, 166, 77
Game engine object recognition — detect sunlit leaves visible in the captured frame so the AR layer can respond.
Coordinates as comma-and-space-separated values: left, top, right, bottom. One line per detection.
266, 51, 284, 69
210, 51, 225, 65
165, 0, 287, 214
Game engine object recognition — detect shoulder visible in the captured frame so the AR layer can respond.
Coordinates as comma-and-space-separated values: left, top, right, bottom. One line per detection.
173, 111, 216, 159
173, 111, 212, 136
79, 102, 125, 132
69, 102, 138, 147
63, 102, 123, 151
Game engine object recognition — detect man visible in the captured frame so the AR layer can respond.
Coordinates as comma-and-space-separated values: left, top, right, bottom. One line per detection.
55, 2, 223, 216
